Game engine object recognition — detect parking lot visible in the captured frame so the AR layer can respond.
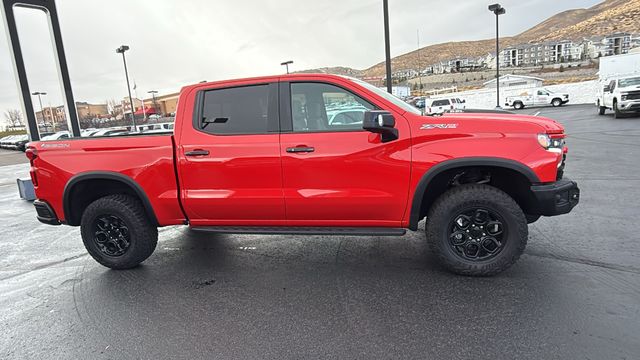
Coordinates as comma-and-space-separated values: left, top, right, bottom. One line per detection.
0, 104, 638, 359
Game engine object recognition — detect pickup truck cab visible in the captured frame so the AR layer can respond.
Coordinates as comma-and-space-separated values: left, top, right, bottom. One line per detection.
596, 75, 640, 118
506, 88, 570, 110
27, 74, 579, 276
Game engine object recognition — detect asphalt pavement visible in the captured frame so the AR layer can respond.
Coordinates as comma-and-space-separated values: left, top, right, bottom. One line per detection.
0, 104, 639, 359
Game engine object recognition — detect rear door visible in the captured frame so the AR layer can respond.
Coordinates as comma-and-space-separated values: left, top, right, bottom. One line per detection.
177, 82, 286, 226
279, 79, 411, 227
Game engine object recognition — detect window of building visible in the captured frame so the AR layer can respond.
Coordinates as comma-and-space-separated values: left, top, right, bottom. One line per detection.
199, 84, 270, 135
290, 83, 375, 132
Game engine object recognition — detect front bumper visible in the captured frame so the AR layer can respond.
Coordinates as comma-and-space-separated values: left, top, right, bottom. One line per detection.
618, 100, 640, 113
529, 179, 580, 217
34, 199, 61, 225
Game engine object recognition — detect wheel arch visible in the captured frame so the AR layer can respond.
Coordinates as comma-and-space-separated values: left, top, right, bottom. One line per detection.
63, 171, 159, 227
408, 157, 540, 230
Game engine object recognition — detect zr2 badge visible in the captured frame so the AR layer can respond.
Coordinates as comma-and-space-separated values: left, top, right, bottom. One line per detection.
421, 124, 458, 130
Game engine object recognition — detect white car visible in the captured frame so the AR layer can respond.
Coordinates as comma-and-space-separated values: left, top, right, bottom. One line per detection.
505, 88, 569, 110
450, 97, 466, 110
90, 128, 130, 137
596, 75, 640, 118
425, 98, 455, 115
40, 131, 70, 141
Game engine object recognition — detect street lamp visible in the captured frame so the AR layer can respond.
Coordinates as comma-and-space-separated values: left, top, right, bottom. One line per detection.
489, 3, 505, 109
116, 45, 137, 129
280, 60, 293, 74
148, 90, 159, 116
31, 91, 47, 123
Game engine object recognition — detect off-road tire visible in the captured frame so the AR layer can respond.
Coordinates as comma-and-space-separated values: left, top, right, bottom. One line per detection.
613, 101, 622, 119
81, 194, 158, 269
426, 184, 528, 276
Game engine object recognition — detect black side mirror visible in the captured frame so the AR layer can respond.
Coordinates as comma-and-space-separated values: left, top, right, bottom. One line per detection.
363, 110, 398, 143
603, 86, 611, 93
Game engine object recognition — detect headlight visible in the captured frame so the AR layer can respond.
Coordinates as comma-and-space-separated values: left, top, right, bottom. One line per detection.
621, 94, 628, 101
538, 133, 564, 152
537, 134, 551, 149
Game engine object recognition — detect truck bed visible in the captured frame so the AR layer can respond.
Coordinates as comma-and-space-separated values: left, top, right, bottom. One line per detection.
31, 134, 185, 226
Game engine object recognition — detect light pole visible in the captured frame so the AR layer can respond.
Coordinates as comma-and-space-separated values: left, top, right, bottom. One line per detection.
280, 60, 293, 74
116, 45, 137, 129
31, 91, 48, 129
489, 4, 505, 109
383, 0, 392, 94
148, 90, 159, 116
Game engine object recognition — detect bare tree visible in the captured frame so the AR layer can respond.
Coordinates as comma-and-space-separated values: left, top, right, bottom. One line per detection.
4, 109, 24, 129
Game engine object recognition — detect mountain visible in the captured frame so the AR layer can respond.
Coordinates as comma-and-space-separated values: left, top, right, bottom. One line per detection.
294, 66, 363, 77
300, 0, 639, 78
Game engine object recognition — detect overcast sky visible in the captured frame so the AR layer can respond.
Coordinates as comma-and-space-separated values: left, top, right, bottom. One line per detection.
1, 0, 601, 125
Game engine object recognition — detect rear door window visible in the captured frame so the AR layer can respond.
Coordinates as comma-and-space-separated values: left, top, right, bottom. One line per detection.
200, 85, 271, 135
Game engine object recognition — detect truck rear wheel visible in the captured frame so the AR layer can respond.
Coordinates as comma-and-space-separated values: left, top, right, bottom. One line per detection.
80, 194, 158, 269
513, 101, 524, 110
597, 100, 606, 115
425, 184, 528, 276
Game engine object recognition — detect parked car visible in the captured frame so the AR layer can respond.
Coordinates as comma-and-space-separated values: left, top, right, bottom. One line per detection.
450, 97, 466, 110
425, 98, 455, 115
505, 88, 570, 110
90, 128, 129, 137
596, 75, 640, 118
7, 134, 29, 151
27, 74, 579, 276
41, 131, 70, 141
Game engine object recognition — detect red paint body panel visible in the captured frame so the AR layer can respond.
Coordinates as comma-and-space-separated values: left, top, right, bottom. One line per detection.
29, 74, 567, 229
31, 135, 184, 225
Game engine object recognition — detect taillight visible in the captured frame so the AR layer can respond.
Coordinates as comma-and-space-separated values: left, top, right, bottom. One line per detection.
26, 147, 37, 162
26, 146, 38, 186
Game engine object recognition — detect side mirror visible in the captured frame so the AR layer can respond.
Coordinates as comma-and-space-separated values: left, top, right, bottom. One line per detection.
603, 85, 611, 93
363, 110, 398, 143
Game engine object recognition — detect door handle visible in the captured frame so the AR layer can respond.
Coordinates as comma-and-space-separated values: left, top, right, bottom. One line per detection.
286, 146, 315, 153
185, 149, 210, 157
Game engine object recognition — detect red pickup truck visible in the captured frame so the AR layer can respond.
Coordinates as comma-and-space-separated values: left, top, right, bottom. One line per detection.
26, 74, 579, 276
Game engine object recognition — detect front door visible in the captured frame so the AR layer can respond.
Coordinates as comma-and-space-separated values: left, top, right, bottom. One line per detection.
177, 82, 286, 226
279, 80, 411, 227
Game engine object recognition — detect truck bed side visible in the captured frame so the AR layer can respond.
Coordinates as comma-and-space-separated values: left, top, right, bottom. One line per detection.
30, 134, 185, 226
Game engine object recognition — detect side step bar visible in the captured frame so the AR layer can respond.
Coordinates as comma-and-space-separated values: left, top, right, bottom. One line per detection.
190, 227, 407, 236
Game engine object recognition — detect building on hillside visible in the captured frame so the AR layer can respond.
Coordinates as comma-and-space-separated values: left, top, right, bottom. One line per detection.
501, 40, 576, 67
483, 74, 543, 89
584, 33, 632, 58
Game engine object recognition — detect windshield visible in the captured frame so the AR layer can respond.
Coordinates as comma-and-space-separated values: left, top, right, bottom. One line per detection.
619, 77, 640, 88
348, 78, 423, 115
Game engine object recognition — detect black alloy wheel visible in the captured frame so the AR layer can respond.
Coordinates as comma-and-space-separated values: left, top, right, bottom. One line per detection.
92, 214, 131, 257
448, 208, 506, 261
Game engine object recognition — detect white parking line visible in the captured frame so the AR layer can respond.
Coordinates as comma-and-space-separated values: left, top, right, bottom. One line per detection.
533, 111, 541, 116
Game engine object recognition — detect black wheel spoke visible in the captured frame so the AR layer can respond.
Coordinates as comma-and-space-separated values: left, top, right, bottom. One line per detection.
92, 214, 131, 257
448, 207, 506, 262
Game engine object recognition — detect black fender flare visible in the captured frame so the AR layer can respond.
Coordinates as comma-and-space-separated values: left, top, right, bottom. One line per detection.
62, 171, 159, 226
407, 157, 540, 230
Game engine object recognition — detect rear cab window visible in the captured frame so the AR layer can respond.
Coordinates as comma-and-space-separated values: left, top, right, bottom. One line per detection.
196, 84, 278, 135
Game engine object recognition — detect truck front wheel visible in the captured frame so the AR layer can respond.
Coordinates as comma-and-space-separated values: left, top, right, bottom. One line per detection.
551, 98, 562, 107
613, 101, 622, 119
80, 194, 158, 269
425, 185, 528, 276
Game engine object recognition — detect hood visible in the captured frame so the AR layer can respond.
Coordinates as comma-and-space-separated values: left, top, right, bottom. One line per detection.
407, 112, 565, 134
